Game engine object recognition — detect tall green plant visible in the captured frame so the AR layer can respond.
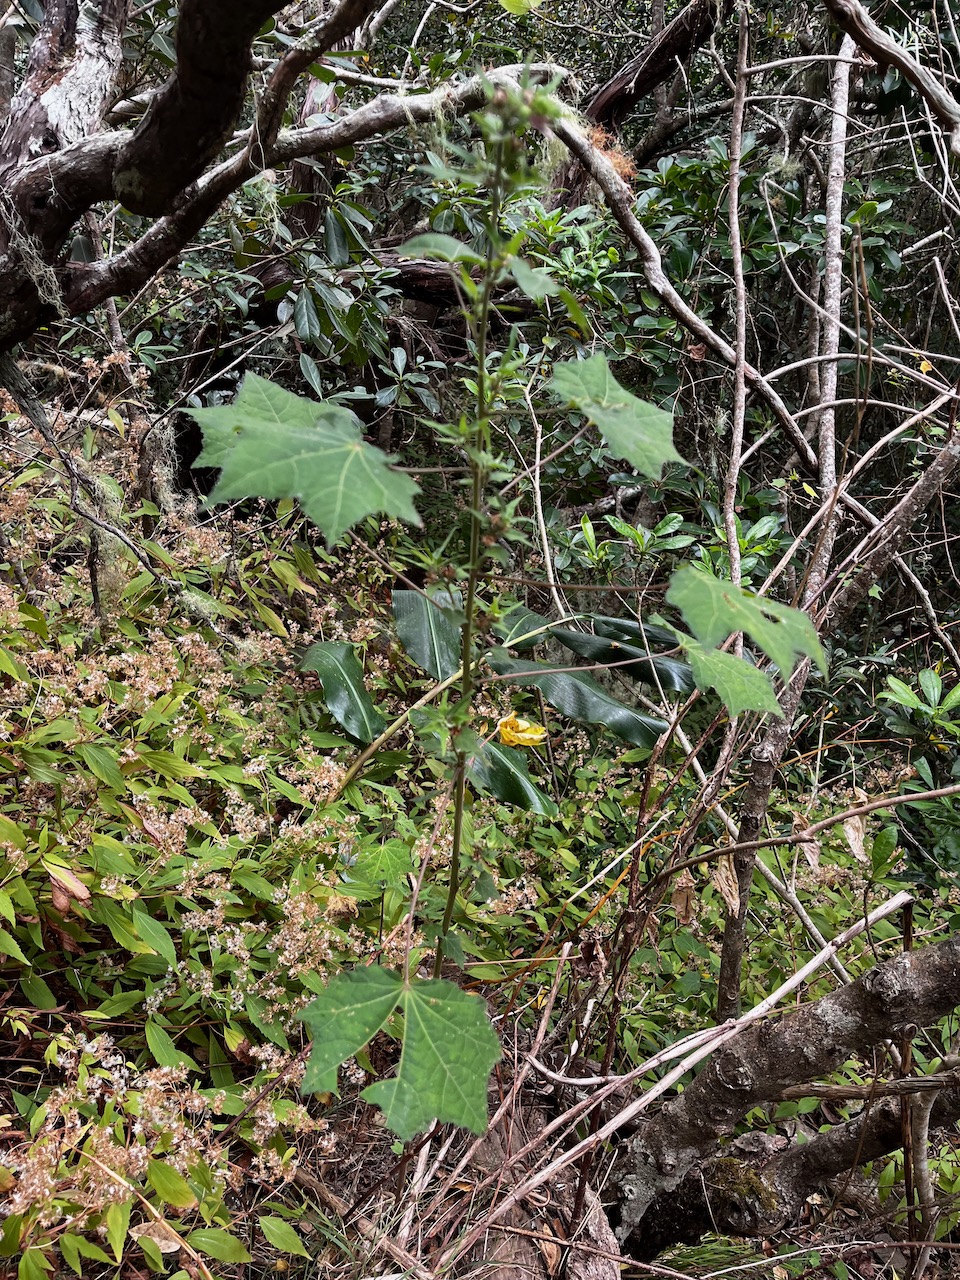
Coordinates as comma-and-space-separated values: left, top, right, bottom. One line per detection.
189, 82, 825, 1141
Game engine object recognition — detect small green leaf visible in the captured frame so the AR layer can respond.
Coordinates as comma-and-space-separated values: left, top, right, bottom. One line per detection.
136, 750, 206, 780
105, 1198, 132, 1263
301, 967, 402, 1094
549, 354, 683, 479
495, 603, 555, 650
147, 1160, 196, 1209
0, 1211, 23, 1258
17, 1248, 52, 1280
145, 1020, 199, 1071
682, 638, 782, 717
191, 374, 421, 546
258, 1216, 310, 1258
393, 588, 462, 680
511, 258, 560, 299
300, 641, 386, 743
299, 351, 324, 396
0, 928, 29, 965
872, 825, 899, 873
293, 288, 322, 343
0, 815, 26, 849
184, 1228, 251, 1264
0, 646, 27, 680
466, 741, 558, 816
667, 568, 826, 677
324, 207, 351, 266
498, 0, 544, 13
58, 1233, 82, 1275
399, 233, 484, 264
19, 975, 56, 1010
77, 743, 126, 791
489, 652, 668, 748
879, 676, 924, 710
137, 1235, 164, 1269
551, 628, 694, 694
132, 909, 178, 968
919, 668, 942, 708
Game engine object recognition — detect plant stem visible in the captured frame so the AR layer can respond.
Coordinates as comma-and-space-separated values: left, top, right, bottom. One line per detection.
434, 143, 503, 976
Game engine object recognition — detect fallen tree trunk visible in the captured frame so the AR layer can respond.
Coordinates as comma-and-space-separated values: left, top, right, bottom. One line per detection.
611, 933, 960, 1255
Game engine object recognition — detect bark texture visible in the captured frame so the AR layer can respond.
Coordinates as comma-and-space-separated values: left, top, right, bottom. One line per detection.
111, 0, 286, 215
614, 936, 960, 1254
586, 0, 734, 124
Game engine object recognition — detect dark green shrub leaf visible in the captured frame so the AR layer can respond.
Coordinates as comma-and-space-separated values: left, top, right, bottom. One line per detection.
20, 975, 57, 1010
132, 909, 178, 968
0, 928, 29, 964
300, 641, 386, 743
393, 588, 462, 680
465, 741, 558, 816
184, 1228, 252, 1264
293, 287, 322, 343
489, 651, 668, 748
147, 1160, 196, 1209
77, 743, 126, 792
551, 628, 694, 694
258, 1216, 310, 1258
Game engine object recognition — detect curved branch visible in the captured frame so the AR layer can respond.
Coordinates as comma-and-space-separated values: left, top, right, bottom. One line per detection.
61, 65, 565, 318
586, 0, 734, 125
112, 0, 287, 214
821, 0, 960, 154
251, 0, 388, 156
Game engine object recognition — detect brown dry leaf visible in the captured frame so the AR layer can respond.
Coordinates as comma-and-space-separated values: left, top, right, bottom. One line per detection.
45, 862, 91, 915
711, 854, 741, 916
140, 818, 167, 847
842, 815, 868, 863
792, 817, 820, 869
47, 922, 82, 955
671, 868, 696, 924
50, 881, 71, 914
538, 1231, 563, 1275
129, 1220, 182, 1254
800, 837, 821, 869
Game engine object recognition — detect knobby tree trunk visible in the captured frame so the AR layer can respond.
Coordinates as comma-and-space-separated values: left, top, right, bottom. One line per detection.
613, 935, 960, 1256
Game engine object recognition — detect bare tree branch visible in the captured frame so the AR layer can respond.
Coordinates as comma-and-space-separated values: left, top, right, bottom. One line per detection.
821, 0, 960, 154
586, 0, 734, 125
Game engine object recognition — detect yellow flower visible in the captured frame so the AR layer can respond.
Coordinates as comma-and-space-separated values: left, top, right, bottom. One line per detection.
497, 712, 547, 747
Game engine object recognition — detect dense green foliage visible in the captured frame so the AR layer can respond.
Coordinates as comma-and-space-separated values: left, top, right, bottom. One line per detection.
3, 1, 960, 1277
